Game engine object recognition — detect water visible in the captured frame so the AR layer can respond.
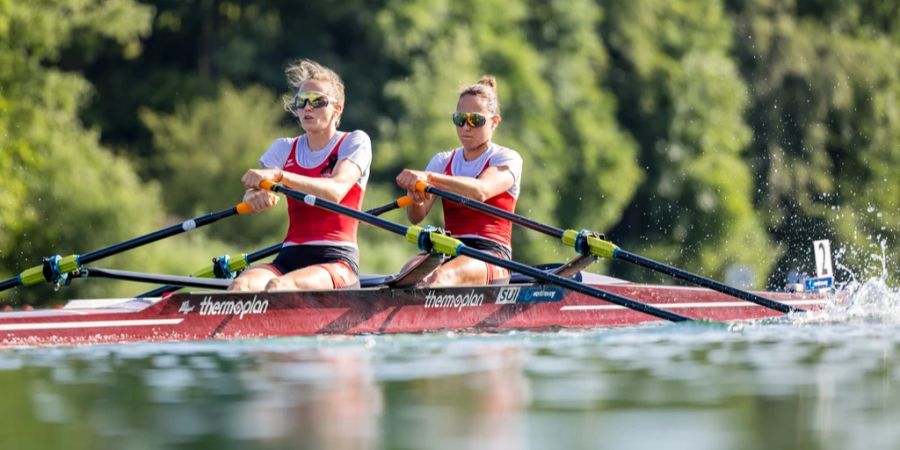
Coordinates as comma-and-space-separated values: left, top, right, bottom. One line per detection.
1, 279, 899, 450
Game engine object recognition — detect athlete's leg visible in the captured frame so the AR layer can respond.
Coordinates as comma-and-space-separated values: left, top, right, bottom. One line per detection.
265, 261, 358, 291
228, 264, 279, 292
422, 256, 491, 287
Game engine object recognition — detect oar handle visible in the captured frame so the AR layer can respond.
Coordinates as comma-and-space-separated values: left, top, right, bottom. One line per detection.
235, 202, 254, 215
365, 196, 413, 216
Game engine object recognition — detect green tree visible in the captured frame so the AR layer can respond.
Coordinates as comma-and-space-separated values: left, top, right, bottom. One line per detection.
601, 0, 777, 287
0, 0, 231, 304
141, 83, 292, 247
728, 0, 900, 283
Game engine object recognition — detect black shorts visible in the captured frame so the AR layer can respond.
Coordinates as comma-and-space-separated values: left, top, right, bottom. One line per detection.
458, 237, 512, 260
271, 244, 360, 275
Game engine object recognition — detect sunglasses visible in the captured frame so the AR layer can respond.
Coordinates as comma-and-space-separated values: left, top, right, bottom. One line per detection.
291, 91, 331, 110
452, 112, 491, 128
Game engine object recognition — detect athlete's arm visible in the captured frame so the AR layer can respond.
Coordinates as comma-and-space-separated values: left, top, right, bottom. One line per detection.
396, 169, 436, 224
426, 165, 515, 202
279, 160, 362, 203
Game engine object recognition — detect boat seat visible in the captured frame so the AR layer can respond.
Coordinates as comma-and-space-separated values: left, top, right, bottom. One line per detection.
496, 254, 597, 284
359, 252, 446, 288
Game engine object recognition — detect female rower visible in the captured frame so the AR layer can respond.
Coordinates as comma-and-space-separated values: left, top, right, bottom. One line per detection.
395, 75, 523, 286
230, 59, 372, 292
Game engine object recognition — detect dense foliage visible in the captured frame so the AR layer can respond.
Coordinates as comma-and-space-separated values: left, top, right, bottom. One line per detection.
1, 0, 897, 304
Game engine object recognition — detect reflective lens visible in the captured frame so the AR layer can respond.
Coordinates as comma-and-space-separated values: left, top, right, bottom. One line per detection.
292, 91, 331, 110
452, 112, 489, 128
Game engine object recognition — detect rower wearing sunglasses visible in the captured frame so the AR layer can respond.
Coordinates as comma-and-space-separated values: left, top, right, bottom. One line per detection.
231, 59, 372, 292
395, 75, 523, 286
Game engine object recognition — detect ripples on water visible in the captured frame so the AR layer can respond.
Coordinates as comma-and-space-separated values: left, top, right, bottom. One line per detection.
1, 278, 899, 450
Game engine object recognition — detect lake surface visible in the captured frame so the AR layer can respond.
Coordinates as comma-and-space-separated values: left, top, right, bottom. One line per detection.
1, 277, 899, 450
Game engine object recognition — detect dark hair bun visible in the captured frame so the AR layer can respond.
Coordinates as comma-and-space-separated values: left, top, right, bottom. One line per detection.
476, 75, 497, 92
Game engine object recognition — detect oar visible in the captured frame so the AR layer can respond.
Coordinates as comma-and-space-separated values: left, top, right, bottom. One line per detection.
136, 243, 282, 298
0, 202, 254, 294
137, 196, 414, 297
366, 195, 413, 216
260, 181, 692, 323
71, 267, 231, 290
413, 182, 802, 314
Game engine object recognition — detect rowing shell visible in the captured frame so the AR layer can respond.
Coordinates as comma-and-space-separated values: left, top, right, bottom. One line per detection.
0, 273, 828, 348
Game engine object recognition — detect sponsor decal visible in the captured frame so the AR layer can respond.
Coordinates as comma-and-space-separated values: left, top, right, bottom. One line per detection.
804, 276, 834, 291
497, 287, 520, 305
178, 300, 195, 314
521, 287, 564, 303
178, 295, 269, 319
494, 286, 565, 305
424, 290, 485, 311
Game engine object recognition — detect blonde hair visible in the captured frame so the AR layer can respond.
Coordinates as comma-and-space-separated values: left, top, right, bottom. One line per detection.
283, 59, 345, 125
459, 75, 500, 115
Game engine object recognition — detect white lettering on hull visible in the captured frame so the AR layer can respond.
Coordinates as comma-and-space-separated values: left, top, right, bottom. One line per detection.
424, 290, 485, 311
191, 295, 269, 319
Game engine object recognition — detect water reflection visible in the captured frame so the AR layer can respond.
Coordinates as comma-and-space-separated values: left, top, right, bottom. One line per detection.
1, 278, 900, 450
0, 338, 535, 450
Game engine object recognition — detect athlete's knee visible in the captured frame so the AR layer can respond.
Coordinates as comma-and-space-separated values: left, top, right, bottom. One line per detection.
264, 277, 295, 292
228, 277, 253, 292
427, 267, 465, 287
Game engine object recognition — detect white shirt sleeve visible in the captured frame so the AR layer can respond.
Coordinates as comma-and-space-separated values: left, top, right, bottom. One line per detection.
336, 130, 373, 188
489, 147, 523, 197
258, 138, 295, 169
424, 150, 454, 173
489, 148, 523, 184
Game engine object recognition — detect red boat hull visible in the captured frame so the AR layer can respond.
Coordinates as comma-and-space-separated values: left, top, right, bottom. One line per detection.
0, 279, 827, 347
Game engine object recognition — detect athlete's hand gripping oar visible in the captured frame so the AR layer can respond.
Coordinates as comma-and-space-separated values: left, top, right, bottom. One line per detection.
0, 202, 255, 294
136, 196, 415, 297
260, 180, 692, 323
413, 181, 802, 315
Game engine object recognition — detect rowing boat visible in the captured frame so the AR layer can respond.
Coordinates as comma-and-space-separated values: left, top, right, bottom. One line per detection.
0, 185, 838, 348
0, 271, 829, 348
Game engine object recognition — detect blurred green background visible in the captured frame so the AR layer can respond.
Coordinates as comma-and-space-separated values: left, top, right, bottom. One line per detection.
1, 0, 898, 304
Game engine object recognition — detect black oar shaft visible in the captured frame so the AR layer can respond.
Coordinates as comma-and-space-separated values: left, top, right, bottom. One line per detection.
456, 247, 690, 322
0, 278, 18, 292
270, 184, 408, 235
262, 181, 690, 322
0, 203, 252, 294
417, 183, 802, 314
136, 197, 410, 297
615, 250, 798, 314
366, 195, 412, 216
418, 183, 565, 238
79, 206, 243, 265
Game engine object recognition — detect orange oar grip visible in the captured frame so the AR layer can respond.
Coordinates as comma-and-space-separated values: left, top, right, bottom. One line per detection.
414, 181, 429, 192
396, 196, 413, 208
235, 202, 253, 215
259, 179, 276, 191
